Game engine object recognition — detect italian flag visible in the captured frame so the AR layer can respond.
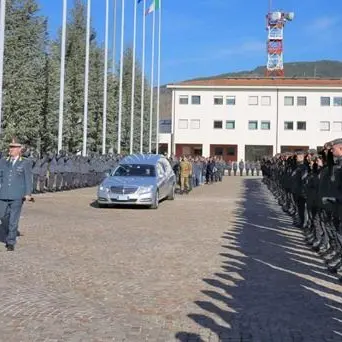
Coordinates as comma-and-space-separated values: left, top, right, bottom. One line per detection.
146, 0, 160, 15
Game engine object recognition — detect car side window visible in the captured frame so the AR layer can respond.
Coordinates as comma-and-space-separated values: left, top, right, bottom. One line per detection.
156, 163, 164, 177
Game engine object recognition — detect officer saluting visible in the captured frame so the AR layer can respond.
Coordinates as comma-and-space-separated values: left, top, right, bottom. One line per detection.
0, 138, 33, 251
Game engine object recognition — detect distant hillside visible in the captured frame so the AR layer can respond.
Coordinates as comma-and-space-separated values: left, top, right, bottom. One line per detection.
190, 60, 342, 80
159, 60, 342, 119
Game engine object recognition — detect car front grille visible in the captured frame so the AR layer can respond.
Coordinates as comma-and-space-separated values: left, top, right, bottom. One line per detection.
110, 186, 138, 194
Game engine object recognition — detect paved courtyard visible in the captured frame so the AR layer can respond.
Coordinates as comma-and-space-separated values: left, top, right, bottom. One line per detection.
0, 177, 342, 341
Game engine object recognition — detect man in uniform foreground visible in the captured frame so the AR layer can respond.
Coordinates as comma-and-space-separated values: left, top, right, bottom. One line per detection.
0, 139, 33, 251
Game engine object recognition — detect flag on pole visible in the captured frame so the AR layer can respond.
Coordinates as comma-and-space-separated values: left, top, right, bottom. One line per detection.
146, 0, 159, 15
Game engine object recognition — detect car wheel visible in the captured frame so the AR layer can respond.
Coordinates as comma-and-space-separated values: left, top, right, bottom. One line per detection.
167, 184, 175, 200
150, 190, 159, 209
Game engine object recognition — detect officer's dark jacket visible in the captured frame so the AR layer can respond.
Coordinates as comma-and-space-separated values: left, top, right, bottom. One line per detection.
0, 157, 33, 200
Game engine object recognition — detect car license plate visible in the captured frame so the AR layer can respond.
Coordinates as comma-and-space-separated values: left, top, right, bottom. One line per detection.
117, 195, 129, 201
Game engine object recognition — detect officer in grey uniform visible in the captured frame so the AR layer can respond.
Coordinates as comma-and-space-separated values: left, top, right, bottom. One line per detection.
227, 160, 232, 176
32, 153, 41, 193
251, 161, 256, 176
55, 151, 65, 191
245, 161, 250, 176
256, 160, 261, 176
239, 159, 244, 176
233, 161, 238, 176
39, 155, 48, 193
0, 139, 33, 251
48, 152, 57, 191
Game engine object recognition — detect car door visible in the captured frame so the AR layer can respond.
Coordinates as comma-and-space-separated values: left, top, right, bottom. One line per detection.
161, 159, 174, 194
156, 162, 167, 198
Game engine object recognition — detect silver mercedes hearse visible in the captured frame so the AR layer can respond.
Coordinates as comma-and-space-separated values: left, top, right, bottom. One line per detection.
97, 154, 176, 209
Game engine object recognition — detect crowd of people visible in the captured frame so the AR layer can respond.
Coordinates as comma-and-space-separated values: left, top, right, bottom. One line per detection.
11, 150, 261, 194
168, 156, 263, 194
261, 140, 342, 280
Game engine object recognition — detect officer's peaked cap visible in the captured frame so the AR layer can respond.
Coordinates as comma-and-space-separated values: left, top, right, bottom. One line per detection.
9, 137, 22, 148
331, 138, 342, 146
307, 149, 317, 154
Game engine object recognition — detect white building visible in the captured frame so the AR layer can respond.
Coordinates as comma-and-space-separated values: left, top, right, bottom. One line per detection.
159, 78, 342, 161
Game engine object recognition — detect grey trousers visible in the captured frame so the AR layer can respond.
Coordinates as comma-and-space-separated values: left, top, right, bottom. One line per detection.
0, 199, 23, 245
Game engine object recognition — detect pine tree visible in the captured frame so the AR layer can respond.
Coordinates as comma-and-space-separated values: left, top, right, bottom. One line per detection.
1, 0, 47, 150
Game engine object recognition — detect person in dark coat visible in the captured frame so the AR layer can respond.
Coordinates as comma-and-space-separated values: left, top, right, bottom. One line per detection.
0, 138, 33, 251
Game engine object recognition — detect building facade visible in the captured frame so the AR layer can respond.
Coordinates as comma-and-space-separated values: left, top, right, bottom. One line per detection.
159, 78, 342, 161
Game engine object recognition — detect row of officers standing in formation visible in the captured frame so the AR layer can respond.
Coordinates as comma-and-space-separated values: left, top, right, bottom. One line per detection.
18, 151, 120, 193
261, 139, 342, 281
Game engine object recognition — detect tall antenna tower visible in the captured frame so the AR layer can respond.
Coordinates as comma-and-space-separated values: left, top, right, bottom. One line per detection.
266, 1, 294, 77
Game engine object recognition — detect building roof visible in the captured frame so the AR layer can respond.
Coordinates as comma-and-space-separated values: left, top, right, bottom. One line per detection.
167, 77, 342, 89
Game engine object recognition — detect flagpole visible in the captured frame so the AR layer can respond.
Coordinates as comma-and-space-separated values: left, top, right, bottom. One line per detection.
83, 0, 91, 156
58, 0, 67, 153
155, 0, 162, 154
148, 9, 156, 153
117, 0, 125, 154
129, 0, 138, 154
112, 0, 117, 72
140, 0, 146, 154
102, 0, 109, 154
0, 0, 7, 135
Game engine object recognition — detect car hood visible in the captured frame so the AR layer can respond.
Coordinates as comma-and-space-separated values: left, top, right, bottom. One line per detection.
102, 176, 156, 187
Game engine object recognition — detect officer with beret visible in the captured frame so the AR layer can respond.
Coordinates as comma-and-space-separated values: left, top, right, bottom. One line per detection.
0, 138, 33, 251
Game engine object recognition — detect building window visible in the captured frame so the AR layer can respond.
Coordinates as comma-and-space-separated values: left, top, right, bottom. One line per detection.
332, 121, 342, 132
191, 95, 201, 105
297, 121, 306, 130
248, 121, 258, 130
248, 96, 258, 105
213, 96, 223, 105
321, 97, 330, 106
320, 121, 330, 131
190, 119, 200, 129
261, 96, 271, 106
227, 147, 235, 156
333, 97, 342, 106
179, 95, 188, 105
297, 96, 307, 106
226, 120, 235, 129
284, 121, 294, 130
178, 119, 188, 129
284, 96, 294, 106
261, 121, 271, 130
213, 120, 223, 129
226, 96, 236, 105
214, 147, 224, 156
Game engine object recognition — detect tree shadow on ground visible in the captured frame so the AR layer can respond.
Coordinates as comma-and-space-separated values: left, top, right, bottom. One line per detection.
176, 179, 342, 342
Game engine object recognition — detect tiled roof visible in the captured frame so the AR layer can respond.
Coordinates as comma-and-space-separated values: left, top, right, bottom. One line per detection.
170, 78, 342, 87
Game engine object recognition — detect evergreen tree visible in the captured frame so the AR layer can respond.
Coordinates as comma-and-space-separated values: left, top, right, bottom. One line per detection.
1, 0, 47, 150
0, 0, 154, 155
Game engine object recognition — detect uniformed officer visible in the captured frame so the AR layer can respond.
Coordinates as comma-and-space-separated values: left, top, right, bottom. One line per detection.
239, 159, 244, 176
0, 138, 33, 251
227, 160, 232, 176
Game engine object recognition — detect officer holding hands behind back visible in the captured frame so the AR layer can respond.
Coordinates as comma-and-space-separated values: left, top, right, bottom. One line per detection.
0, 138, 33, 251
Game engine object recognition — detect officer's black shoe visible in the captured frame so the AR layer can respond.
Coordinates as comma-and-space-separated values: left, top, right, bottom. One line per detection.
6, 244, 14, 251
17, 230, 21, 237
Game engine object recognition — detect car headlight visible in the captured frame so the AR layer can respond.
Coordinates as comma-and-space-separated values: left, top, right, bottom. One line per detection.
99, 185, 108, 192
139, 185, 153, 193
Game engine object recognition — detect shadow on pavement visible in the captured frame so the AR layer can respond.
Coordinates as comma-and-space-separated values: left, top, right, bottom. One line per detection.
176, 179, 342, 342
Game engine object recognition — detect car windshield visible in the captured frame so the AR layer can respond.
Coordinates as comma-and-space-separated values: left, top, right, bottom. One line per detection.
111, 164, 156, 177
